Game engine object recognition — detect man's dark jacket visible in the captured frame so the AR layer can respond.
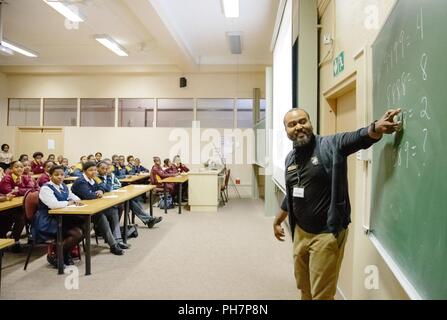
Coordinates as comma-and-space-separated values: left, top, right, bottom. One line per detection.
284, 127, 380, 237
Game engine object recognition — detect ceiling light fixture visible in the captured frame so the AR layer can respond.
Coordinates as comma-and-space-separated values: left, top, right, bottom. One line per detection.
43, 0, 84, 22
222, 0, 239, 18
1, 40, 38, 57
95, 35, 128, 57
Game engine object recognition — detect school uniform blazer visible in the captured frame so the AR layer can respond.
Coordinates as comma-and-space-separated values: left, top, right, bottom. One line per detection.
37, 173, 51, 187
31, 161, 45, 174
71, 175, 102, 200
150, 165, 177, 188
0, 173, 39, 196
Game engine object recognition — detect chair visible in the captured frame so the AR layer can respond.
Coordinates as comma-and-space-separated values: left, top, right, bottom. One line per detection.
220, 169, 231, 204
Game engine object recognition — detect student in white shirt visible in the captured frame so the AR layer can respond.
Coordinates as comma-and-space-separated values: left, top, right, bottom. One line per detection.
33, 165, 85, 268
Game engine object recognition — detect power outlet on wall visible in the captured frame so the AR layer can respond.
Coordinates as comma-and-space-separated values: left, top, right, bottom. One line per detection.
235, 178, 241, 185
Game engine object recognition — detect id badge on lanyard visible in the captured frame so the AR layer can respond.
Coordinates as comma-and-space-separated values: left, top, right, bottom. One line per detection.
293, 160, 304, 199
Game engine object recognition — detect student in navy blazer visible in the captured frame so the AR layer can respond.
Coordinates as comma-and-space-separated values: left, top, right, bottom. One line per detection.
71, 161, 125, 255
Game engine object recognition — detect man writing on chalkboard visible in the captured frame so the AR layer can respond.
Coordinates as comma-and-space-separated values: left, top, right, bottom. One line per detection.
273, 107, 401, 300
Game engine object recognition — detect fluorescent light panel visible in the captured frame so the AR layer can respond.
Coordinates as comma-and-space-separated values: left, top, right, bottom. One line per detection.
1, 40, 38, 57
0, 45, 14, 56
222, 0, 239, 18
43, 0, 84, 22
95, 35, 128, 57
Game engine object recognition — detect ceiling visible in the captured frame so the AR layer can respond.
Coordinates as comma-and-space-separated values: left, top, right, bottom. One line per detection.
0, 0, 279, 72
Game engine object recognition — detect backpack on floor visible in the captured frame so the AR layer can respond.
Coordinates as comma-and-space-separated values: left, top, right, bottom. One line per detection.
120, 224, 139, 239
158, 194, 174, 209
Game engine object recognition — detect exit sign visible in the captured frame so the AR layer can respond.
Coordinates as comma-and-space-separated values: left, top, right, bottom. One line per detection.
333, 51, 345, 77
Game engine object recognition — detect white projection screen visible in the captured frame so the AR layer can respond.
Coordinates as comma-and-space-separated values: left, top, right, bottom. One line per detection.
272, 0, 293, 191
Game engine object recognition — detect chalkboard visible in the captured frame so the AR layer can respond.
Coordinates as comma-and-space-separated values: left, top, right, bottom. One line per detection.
371, 0, 447, 300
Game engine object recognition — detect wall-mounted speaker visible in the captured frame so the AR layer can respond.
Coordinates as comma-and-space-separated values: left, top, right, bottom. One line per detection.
180, 77, 187, 88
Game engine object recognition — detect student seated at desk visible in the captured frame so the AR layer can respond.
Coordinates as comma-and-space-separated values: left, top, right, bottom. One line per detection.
47, 154, 56, 162
114, 155, 128, 178
150, 156, 178, 195
163, 159, 178, 174
31, 152, 45, 174
71, 161, 125, 255
37, 161, 55, 187
19, 154, 28, 163
71, 156, 87, 177
95, 152, 102, 164
0, 161, 39, 252
56, 155, 64, 166
133, 158, 148, 174
61, 158, 71, 176
173, 155, 190, 173
33, 165, 85, 268
87, 154, 95, 162
98, 160, 162, 228
126, 155, 135, 175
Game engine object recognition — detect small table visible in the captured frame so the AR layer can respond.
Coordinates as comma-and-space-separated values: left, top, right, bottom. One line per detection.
160, 175, 189, 214
49, 184, 155, 275
0, 239, 14, 295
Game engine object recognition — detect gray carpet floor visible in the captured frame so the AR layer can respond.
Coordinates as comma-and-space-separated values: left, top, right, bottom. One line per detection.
0, 199, 298, 300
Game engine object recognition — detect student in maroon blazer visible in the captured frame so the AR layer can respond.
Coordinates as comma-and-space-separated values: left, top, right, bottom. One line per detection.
173, 155, 190, 173
150, 157, 178, 194
0, 161, 38, 253
31, 151, 45, 174
37, 161, 55, 187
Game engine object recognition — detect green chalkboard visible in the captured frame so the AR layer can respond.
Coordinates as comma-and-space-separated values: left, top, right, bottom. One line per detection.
371, 0, 447, 300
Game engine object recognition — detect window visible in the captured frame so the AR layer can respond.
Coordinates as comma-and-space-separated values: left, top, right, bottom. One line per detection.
260, 99, 266, 121
196, 98, 234, 128
8, 98, 41, 126
118, 98, 155, 127
43, 98, 77, 126
157, 98, 194, 127
237, 99, 253, 128
80, 98, 115, 127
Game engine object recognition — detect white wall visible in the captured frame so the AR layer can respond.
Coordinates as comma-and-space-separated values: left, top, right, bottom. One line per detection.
1, 72, 265, 198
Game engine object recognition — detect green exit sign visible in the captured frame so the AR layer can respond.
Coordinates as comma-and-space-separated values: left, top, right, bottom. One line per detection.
333, 51, 345, 77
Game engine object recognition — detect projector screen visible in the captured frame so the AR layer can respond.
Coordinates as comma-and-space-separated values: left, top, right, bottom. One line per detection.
272, 0, 293, 192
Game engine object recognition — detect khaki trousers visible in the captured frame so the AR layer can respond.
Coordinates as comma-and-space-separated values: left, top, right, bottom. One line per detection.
293, 225, 348, 300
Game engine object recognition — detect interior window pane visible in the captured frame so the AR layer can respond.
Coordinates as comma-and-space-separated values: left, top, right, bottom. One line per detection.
80, 98, 115, 127
8, 98, 41, 126
157, 98, 193, 127
237, 99, 253, 128
43, 98, 77, 126
118, 98, 155, 127
197, 98, 234, 128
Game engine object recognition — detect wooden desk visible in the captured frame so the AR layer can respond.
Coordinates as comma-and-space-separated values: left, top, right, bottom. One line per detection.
0, 239, 14, 295
49, 184, 155, 275
64, 176, 78, 183
160, 174, 189, 214
0, 197, 23, 212
119, 173, 150, 184
188, 167, 224, 212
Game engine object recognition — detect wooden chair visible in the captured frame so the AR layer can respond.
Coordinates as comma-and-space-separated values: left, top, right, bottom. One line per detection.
220, 169, 231, 204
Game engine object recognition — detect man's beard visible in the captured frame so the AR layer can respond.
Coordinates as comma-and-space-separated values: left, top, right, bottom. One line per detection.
292, 131, 314, 148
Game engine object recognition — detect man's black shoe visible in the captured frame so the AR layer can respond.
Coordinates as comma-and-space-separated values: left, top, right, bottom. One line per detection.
110, 244, 124, 255
146, 216, 163, 228
118, 242, 131, 249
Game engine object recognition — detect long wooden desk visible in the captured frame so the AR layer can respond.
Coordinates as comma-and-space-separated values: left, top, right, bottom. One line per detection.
119, 173, 150, 184
0, 239, 14, 295
64, 176, 78, 183
49, 184, 155, 275
0, 197, 23, 212
160, 174, 189, 214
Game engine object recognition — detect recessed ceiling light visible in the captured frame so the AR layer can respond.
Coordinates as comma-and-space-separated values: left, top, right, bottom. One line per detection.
43, 0, 84, 22
1, 40, 38, 57
95, 35, 128, 57
222, 0, 239, 18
